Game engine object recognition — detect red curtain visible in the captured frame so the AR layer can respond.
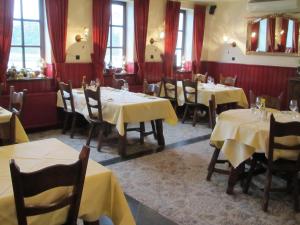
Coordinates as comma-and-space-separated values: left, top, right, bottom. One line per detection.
45, 0, 68, 80
91, 0, 111, 84
280, 18, 289, 52
192, 5, 206, 74
267, 18, 275, 52
134, 0, 149, 83
0, 0, 14, 85
293, 20, 299, 53
164, 0, 180, 77
250, 22, 259, 51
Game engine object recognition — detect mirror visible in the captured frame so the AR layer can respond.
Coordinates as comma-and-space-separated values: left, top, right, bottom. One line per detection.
246, 14, 300, 56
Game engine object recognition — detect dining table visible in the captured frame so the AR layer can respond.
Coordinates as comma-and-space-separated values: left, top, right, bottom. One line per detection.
0, 138, 136, 225
57, 87, 178, 157
0, 107, 28, 144
210, 108, 300, 194
159, 81, 249, 108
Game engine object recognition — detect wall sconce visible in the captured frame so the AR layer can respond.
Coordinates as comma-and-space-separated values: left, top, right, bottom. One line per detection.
75, 27, 89, 42
223, 35, 237, 47
150, 32, 165, 45
251, 32, 256, 38
280, 29, 285, 35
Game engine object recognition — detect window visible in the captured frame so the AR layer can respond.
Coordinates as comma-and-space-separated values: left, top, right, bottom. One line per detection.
286, 19, 294, 49
105, 1, 126, 68
175, 10, 186, 67
8, 0, 45, 70
257, 18, 267, 52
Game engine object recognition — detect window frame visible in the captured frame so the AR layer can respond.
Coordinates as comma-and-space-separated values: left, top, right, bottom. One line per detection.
10, 0, 45, 69
106, 1, 127, 68
175, 10, 186, 68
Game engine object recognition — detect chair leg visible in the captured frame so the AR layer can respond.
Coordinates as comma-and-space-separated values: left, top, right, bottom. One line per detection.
70, 113, 77, 138
86, 123, 96, 146
97, 126, 104, 152
150, 120, 157, 139
139, 122, 145, 144
293, 172, 299, 211
62, 113, 70, 134
262, 169, 272, 212
206, 148, 221, 181
243, 158, 257, 194
182, 105, 189, 123
192, 107, 198, 127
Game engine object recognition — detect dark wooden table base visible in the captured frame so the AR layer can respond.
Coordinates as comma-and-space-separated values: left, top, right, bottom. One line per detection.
118, 119, 165, 157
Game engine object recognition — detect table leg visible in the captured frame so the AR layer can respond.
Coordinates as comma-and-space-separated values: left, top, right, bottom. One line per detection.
139, 122, 145, 144
226, 162, 245, 195
9, 113, 16, 144
155, 119, 165, 148
118, 123, 127, 157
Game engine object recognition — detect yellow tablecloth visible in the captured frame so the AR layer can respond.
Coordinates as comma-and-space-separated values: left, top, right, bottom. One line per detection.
159, 81, 248, 108
0, 138, 135, 225
210, 109, 300, 168
57, 87, 178, 136
0, 107, 29, 143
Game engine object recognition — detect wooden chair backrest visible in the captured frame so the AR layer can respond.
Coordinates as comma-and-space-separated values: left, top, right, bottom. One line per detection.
10, 146, 90, 225
194, 72, 208, 83
182, 79, 197, 104
162, 77, 177, 100
219, 74, 237, 86
83, 86, 103, 122
112, 78, 126, 90
261, 92, 284, 110
209, 94, 216, 130
9, 86, 27, 120
59, 81, 75, 113
268, 114, 300, 165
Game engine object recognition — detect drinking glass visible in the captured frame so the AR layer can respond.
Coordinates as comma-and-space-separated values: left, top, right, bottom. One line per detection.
256, 96, 262, 110
289, 99, 299, 119
123, 82, 129, 91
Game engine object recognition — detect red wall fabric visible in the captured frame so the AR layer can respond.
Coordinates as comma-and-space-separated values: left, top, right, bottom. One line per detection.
267, 18, 275, 52
192, 5, 206, 73
92, 0, 111, 84
250, 22, 260, 51
201, 61, 296, 108
280, 18, 289, 51
0, 0, 14, 85
293, 20, 299, 53
134, 0, 149, 83
45, 0, 68, 80
163, 0, 180, 77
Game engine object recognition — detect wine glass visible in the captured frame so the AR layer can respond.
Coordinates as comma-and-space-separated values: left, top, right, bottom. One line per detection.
289, 99, 299, 119
90, 80, 96, 87
256, 96, 262, 110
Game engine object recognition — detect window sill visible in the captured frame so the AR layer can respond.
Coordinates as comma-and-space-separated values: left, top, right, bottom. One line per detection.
7, 77, 53, 82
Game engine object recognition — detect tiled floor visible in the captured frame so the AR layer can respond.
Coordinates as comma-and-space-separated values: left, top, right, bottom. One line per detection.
100, 195, 178, 225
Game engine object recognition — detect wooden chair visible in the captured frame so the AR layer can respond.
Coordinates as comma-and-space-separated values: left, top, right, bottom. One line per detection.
59, 81, 77, 138
181, 79, 203, 126
10, 145, 90, 225
140, 79, 157, 139
249, 90, 284, 110
206, 94, 230, 181
9, 86, 27, 121
243, 114, 300, 212
112, 75, 126, 90
194, 72, 208, 83
219, 74, 237, 86
161, 77, 178, 111
84, 86, 109, 151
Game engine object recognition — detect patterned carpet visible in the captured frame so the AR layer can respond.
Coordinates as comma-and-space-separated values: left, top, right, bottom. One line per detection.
108, 140, 300, 225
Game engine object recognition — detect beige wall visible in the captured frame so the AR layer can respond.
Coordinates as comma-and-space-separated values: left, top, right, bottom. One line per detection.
65, 0, 299, 67
202, 0, 299, 67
